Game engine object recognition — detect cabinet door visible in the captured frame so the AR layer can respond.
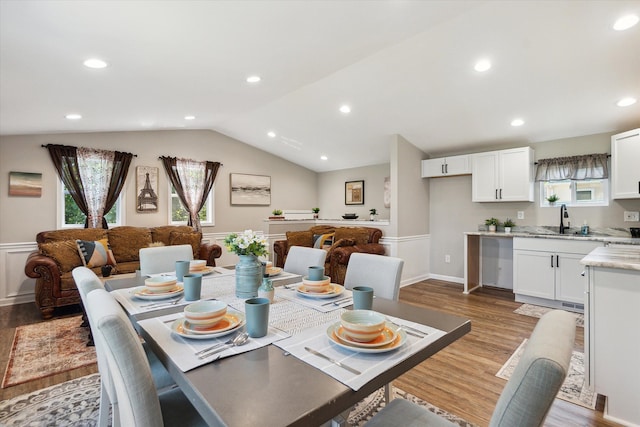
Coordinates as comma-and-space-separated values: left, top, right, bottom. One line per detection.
444, 155, 471, 176
555, 252, 587, 304
421, 158, 446, 177
513, 250, 555, 299
471, 151, 499, 201
611, 128, 640, 199
499, 147, 534, 201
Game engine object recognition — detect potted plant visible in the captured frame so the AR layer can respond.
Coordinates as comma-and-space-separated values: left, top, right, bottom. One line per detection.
546, 194, 559, 205
485, 217, 500, 232
311, 207, 320, 219
224, 230, 269, 298
503, 218, 515, 233
369, 208, 378, 221
269, 209, 284, 220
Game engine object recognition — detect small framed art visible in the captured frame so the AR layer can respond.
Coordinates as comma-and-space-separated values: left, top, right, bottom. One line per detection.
345, 180, 364, 205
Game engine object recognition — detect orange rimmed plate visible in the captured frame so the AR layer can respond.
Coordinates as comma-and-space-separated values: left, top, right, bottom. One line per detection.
326, 322, 407, 353
266, 267, 282, 277
188, 266, 216, 275
296, 283, 344, 299
170, 312, 245, 339
132, 285, 184, 300
334, 323, 398, 348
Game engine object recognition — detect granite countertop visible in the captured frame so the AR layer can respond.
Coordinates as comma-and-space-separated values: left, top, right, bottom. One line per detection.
465, 226, 640, 246
580, 246, 640, 271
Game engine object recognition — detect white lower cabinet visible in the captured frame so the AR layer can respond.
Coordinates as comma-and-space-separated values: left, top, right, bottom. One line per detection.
513, 238, 601, 309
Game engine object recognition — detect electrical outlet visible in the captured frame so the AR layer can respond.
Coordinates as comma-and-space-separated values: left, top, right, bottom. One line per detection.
445, 254, 451, 263
517, 211, 525, 220
624, 211, 640, 222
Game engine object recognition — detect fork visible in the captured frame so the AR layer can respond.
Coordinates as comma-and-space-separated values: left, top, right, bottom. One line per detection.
141, 297, 183, 308
194, 331, 242, 356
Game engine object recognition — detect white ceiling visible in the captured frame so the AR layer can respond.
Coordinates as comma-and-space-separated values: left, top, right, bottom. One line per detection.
1, 0, 639, 172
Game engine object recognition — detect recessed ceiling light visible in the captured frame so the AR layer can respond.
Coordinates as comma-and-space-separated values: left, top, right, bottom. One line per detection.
474, 59, 492, 72
511, 118, 525, 127
267, 131, 276, 138
184, 115, 195, 120
83, 58, 108, 69
320, 155, 328, 161
617, 97, 637, 107
246, 75, 261, 83
65, 113, 82, 120
613, 14, 639, 31
339, 105, 351, 114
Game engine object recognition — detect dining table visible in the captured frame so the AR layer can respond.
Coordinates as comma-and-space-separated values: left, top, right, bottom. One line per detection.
105, 267, 471, 427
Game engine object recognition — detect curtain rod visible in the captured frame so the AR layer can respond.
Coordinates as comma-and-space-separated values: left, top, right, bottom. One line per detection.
158, 156, 223, 166
41, 144, 137, 157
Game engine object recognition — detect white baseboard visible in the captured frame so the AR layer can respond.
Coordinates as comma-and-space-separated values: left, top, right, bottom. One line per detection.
428, 273, 464, 284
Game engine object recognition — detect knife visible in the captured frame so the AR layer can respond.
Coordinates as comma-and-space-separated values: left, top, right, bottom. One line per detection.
304, 347, 361, 375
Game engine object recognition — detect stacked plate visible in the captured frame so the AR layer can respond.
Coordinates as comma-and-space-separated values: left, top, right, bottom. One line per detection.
133, 276, 184, 300
171, 301, 245, 340
296, 277, 344, 299
326, 310, 407, 353
189, 260, 216, 275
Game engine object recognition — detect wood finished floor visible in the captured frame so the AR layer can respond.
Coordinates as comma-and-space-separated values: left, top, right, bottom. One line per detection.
0, 279, 620, 426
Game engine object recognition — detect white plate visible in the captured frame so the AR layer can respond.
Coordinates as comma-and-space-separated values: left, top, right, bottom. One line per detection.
170, 313, 245, 339
334, 323, 398, 348
188, 266, 216, 275
326, 322, 407, 353
296, 283, 344, 299
266, 267, 282, 277
132, 285, 184, 300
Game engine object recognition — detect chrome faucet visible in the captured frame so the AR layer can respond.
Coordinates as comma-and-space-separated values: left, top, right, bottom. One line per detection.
559, 204, 569, 234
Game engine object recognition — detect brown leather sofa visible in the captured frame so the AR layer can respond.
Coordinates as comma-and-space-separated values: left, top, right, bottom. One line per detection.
273, 225, 385, 285
25, 225, 222, 319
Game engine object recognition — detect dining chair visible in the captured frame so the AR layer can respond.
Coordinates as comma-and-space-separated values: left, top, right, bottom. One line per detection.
86, 288, 207, 426
344, 253, 404, 301
72, 267, 175, 427
139, 244, 194, 276
364, 309, 576, 427
283, 246, 327, 277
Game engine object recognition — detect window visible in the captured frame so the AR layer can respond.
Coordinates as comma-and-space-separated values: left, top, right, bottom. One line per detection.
59, 181, 124, 227
169, 186, 214, 225
540, 179, 609, 207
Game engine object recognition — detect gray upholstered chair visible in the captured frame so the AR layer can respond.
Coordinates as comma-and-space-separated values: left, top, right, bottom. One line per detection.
86, 288, 207, 426
139, 244, 194, 276
72, 267, 175, 427
365, 309, 576, 427
283, 246, 327, 277
344, 253, 404, 301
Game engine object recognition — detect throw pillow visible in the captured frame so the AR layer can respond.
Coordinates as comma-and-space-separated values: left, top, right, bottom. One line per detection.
286, 230, 313, 248
39, 240, 84, 273
107, 226, 152, 262
334, 228, 370, 245
76, 239, 117, 268
313, 233, 335, 250
169, 231, 202, 258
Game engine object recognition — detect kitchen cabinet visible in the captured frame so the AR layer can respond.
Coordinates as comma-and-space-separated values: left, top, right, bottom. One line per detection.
611, 128, 640, 199
471, 147, 534, 202
421, 155, 470, 178
513, 237, 601, 309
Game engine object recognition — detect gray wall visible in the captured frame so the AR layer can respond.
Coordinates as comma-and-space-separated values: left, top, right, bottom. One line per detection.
392, 135, 429, 237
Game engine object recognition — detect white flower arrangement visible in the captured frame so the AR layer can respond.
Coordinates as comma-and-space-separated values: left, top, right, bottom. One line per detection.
223, 230, 269, 257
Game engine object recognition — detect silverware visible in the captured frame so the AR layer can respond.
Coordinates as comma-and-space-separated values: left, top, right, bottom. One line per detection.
321, 296, 352, 306
194, 331, 244, 355
198, 332, 250, 359
141, 297, 183, 308
304, 347, 361, 375
387, 319, 427, 338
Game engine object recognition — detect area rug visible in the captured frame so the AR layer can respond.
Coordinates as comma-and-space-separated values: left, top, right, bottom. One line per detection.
496, 339, 596, 410
514, 303, 584, 327
2, 316, 97, 388
0, 374, 475, 427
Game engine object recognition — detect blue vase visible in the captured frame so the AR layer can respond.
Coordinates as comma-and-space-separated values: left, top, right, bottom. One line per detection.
235, 254, 262, 298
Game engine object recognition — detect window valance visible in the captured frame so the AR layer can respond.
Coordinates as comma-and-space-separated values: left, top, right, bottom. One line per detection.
534, 153, 609, 181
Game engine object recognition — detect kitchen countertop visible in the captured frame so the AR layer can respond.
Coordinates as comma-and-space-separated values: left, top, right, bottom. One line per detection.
580, 246, 640, 271
465, 226, 640, 246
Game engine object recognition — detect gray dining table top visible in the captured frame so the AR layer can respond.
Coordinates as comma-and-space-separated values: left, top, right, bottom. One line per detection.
105, 276, 471, 427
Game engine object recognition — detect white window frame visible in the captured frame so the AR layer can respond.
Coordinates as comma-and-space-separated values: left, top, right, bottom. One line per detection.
57, 179, 125, 228
168, 185, 215, 226
539, 179, 609, 208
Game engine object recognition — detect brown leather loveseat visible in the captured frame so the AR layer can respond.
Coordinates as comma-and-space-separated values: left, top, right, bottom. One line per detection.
273, 225, 385, 285
25, 225, 222, 319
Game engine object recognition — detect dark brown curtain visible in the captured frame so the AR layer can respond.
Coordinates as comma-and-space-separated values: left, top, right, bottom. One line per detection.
102, 151, 133, 228
160, 156, 221, 230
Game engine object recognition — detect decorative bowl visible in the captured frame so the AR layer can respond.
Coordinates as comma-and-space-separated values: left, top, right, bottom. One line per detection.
144, 276, 178, 294
340, 310, 386, 342
190, 260, 207, 271
342, 214, 358, 219
302, 276, 332, 293
184, 300, 228, 326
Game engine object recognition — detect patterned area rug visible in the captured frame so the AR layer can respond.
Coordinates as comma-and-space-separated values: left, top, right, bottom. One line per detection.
496, 339, 596, 410
0, 374, 475, 427
2, 316, 97, 388
514, 303, 584, 327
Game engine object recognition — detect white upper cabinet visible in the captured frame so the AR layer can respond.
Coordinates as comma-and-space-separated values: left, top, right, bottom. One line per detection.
611, 128, 640, 199
471, 147, 534, 202
421, 154, 470, 178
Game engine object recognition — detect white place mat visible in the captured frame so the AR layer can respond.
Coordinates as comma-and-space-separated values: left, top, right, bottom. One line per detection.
277, 285, 353, 312
273, 316, 446, 391
138, 311, 290, 372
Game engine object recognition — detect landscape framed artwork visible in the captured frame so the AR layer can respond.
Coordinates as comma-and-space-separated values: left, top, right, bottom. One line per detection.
9, 171, 42, 197
230, 173, 271, 205
345, 180, 364, 205
136, 166, 159, 212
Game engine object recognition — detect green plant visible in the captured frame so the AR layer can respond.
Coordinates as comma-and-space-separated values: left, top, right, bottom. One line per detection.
503, 218, 516, 228
369, 208, 378, 215
546, 194, 559, 203
272, 209, 283, 216
311, 207, 320, 213
485, 217, 500, 226
224, 230, 269, 257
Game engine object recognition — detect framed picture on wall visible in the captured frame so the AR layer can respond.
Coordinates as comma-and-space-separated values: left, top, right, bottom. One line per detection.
345, 180, 364, 205
9, 171, 42, 197
230, 173, 271, 205
136, 166, 159, 212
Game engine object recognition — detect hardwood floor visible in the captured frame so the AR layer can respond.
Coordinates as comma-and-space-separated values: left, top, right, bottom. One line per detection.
0, 279, 620, 426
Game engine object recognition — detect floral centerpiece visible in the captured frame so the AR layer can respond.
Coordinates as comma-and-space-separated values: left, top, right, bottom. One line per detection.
224, 230, 268, 298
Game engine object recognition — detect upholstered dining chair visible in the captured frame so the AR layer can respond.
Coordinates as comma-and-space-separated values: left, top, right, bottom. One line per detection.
283, 246, 327, 277
72, 267, 175, 427
364, 309, 576, 427
139, 244, 194, 276
343, 253, 404, 301
86, 287, 207, 426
